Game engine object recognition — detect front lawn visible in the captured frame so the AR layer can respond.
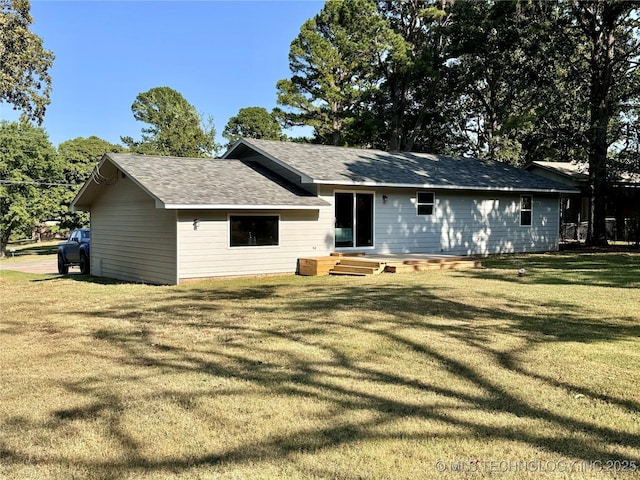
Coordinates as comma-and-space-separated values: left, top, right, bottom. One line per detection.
1, 252, 639, 479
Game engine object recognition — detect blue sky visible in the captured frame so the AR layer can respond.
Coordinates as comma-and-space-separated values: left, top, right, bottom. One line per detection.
1, 0, 324, 148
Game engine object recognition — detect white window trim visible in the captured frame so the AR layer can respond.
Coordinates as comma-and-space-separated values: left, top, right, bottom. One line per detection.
416, 191, 435, 216
227, 213, 281, 249
520, 195, 533, 227
333, 190, 376, 250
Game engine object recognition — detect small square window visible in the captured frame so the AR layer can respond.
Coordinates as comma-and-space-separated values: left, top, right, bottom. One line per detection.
520, 195, 532, 226
417, 191, 435, 216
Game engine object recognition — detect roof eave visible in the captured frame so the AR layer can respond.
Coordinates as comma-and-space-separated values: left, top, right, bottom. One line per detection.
526, 162, 587, 183
160, 203, 327, 210
70, 204, 89, 213
69, 154, 108, 212
71, 153, 166, 211
312, 179, 579, 194
224, 139, 315, 184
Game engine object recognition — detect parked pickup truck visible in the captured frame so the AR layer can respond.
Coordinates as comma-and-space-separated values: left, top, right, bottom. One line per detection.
57, 228, 91, 275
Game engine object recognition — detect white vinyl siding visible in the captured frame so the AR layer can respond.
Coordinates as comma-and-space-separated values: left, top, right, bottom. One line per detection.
319, 186, 560, 256
90, 179, 559, 284
177, 209, 333, 280
90, 174, 177, 284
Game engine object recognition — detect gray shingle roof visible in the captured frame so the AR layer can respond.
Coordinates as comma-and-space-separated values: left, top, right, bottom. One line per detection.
528, 161, 589, 183
530, 161, 640, 185
229, 139, 577, 193
100, 153, 329, 208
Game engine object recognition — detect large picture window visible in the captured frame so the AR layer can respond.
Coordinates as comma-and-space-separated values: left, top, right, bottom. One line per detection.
417, 191, 435, 215
230, 215, 279, 247
520, 195, 532, 226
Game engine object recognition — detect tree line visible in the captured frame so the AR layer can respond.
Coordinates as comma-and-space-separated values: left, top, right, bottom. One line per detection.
1, 0, 639, 255
273, 0, 640, 245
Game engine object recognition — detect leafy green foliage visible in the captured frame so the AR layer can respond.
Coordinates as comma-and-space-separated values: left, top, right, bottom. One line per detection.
441, 1, 569, 165
568, 1, 640, 245
121, 86, 219, 158
275, 0, 394, 146
0, 121, 61, 255
0, 0, 54, 125
279, 0, 638, 248
222, 107, 285, 145
56, 136, 125, 229
374, 0, 451, 152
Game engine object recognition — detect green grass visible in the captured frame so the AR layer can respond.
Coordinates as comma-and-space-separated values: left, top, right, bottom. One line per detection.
1, 252, 639, 479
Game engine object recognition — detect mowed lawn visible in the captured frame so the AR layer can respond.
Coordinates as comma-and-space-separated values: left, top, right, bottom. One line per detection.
1, 252, 639, 479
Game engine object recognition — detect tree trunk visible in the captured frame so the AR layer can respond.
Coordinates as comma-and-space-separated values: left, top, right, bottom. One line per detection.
585, 15, 614, 247
1, 232, 9, 258
404, 108, 428, 153
331, 102, 342, 146
587, 102, 610, 246
388, 76, 409, 151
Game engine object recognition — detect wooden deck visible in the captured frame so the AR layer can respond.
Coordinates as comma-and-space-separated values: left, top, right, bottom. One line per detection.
298, 253, 482, 276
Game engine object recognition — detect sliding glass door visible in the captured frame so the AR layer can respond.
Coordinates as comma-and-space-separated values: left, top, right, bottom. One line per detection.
334, 192, 374, 248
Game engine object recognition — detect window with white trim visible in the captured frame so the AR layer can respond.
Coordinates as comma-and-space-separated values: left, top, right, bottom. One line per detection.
520, 195, 532, 226
417, 191, 435, 215
230, 215, 279, 247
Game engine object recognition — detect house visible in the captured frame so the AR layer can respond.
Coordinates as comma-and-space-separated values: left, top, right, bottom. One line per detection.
525, 161, 640, 242
71, 139, 577, 284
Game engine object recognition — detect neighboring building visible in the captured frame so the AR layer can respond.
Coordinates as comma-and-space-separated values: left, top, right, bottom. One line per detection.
525, 161, 640, 243
71, 139, 577, 284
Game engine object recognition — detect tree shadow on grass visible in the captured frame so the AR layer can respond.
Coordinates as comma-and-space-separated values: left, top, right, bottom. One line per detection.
476, 252, 640, 288
28, 273, 133, 285
2, 269, 640, 478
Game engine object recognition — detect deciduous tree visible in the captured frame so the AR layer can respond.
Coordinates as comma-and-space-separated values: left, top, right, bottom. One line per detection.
0, 121, 61, 255
375, 0, 452, 152
569, 1, 639, 246
0, 0, 54, 124
121, 86, 218, 158
223, 107, 285, 145
56, 136, 124, 229
441, 1, 576, 165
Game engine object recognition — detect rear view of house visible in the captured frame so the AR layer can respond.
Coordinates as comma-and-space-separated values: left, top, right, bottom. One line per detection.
71, 139, 577, 284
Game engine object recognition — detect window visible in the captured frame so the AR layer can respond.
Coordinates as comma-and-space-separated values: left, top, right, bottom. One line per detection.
230, 215, 279, 247
417, 191, 435, 215
520, 195, 532, 226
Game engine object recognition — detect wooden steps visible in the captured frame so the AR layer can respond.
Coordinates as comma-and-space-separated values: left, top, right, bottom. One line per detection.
329, 258, 386, 276
298, 254, 481, 276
